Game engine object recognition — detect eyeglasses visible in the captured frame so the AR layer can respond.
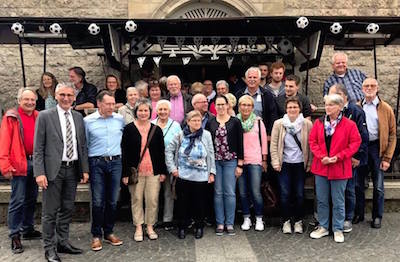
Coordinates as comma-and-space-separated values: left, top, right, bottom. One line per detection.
58, 93, 74, 98
195, 101, 208, 104
149, 80, 159, 86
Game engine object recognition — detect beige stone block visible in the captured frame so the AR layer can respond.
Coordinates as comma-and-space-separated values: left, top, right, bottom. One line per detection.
262, 2, 284, 15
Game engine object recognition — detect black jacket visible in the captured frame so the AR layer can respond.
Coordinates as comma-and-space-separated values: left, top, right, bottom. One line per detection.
164, 92, 193, 116
75, 81, 97, 115
343, 102, 369, 166
235, 86, 278, 135
121, 123, 167, 177
276, 93, 312, 119
207, 116, 244, 160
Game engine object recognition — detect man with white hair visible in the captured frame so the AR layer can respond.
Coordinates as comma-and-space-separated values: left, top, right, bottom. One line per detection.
165, 75, 193, 124
0, 88, 41, 254
191, 93, 215, 129
323, 52, 367, 102
34, 82, 89, 261
359, 78, 396, 229
235, 67, 278, 137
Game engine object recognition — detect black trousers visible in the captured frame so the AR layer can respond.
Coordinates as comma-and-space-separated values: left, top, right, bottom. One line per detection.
175, 178, 208, 230
42, 165, 78, 251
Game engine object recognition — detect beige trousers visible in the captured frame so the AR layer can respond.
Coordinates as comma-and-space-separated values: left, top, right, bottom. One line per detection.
129, 175, 160, 226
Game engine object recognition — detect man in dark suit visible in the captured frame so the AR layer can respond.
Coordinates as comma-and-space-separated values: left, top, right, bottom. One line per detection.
34, 82, 89, 262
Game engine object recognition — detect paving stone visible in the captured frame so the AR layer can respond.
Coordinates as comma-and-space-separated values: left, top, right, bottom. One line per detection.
0, 214, 400, 261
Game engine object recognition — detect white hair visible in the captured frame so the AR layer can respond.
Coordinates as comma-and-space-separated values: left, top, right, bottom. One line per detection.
167, 75, 181, 85
17, 87, 37, 102
135, 80, 148, 92
55, 82, 75, 93
216, 80, 229, 90
324, 94, 344, 106
156, 99, 171, 111
126, 86, 138, 96
245, 67, 261, 79
191, 93, 207, 107
331, 52, 348, 64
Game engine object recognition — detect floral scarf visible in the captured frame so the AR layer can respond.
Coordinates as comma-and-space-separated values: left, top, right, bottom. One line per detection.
282, 113, 304, 135
183, 125, 203, 155
237, 112, 257, 132
324, 112, 343, 136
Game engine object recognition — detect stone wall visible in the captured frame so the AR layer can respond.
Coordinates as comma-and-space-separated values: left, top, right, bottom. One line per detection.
1, 0, 400, 110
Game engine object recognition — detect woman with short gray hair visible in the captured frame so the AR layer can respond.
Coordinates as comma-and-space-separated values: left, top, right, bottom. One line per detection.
151, 99, 181, 230
118, 87, 139, 124
309, 94, 361, 243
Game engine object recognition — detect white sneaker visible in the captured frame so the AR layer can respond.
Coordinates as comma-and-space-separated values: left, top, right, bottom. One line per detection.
294, 220, 303, 234
255, 217, 264, 231
343, 220, 352, 233
334, 231, 344, 243
282, 220, 292, 234
241, 217, 252, 231
310, 226, 329, 239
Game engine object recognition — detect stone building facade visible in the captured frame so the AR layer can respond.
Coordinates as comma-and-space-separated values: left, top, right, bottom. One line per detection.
1, 0, 399, 110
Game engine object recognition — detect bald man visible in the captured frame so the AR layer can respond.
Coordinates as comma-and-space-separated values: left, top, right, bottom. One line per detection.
0, 88, 41, 254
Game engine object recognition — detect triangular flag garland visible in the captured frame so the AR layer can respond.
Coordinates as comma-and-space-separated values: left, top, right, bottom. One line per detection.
182, 57, 191, 65
226, 56, 234, 69
137, 56, 146, 68
153, 56, 161, 67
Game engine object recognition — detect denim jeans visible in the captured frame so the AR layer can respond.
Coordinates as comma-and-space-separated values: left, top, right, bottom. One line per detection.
8, 159, 38, 238
214, 159, 237, 226
354, 165, 368, 219
238, 164, 263, 217
345, 169, 357, 221
355, 142, 384, 219
278, 162, 305, 222
315, 175, 347, 232
89, 157, 122, 238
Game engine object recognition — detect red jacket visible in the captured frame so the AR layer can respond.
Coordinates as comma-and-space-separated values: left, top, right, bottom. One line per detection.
309, 116, 361, 180
0, 107, 39, 176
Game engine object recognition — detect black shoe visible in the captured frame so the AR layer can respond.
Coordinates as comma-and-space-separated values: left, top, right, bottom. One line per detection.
204, 218, 214, 227
45, 249, 61, 262
352, 215, 364, 224
371, 218, 381, 229
164, 222, 174, 231
177, 229, 186, 239
22, 229, 42, 240
194, 228, 203, 239
11, 235, 24, 254
57, 242, 83, 254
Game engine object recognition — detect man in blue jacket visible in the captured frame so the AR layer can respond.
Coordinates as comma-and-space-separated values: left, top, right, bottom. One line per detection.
329, 83, 369, 232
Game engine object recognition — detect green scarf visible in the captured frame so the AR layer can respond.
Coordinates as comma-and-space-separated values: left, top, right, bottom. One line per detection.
237, 112, 257, 132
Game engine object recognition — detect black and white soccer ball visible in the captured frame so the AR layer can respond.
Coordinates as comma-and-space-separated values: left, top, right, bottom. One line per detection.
296, 16, 309, 29
88, 23, 100, 35
11, 22, 24, 35
330, 22, 342, 34
125, 20, 137, 33
49, 23, 62, 34
366, 23, 379, 34
277, 38, 293, 56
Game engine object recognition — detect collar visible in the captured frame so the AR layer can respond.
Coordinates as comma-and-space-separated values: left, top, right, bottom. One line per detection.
171, 91, 183, 99
334, 70, 347, 78
362, 96, 379, 106
57, 104, 72, 115
244, 86, 262, 96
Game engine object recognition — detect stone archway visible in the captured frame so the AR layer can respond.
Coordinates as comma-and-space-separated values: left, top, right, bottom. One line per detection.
152, 0, 258, 19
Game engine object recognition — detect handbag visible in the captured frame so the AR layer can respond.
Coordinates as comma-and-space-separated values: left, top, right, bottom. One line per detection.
128, 125, 157, 185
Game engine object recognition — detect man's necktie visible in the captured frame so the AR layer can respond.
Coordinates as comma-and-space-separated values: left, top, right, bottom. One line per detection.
65, 111, 73, 159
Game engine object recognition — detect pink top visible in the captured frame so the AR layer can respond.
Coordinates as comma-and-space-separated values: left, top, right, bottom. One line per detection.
169, 92, 185, 123
151, 101, 158, 120
138, 126, 154, 176
243, 118, 268, 165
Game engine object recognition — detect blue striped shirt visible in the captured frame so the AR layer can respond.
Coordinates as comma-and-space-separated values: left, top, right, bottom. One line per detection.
84, 111, 125, 157
323, 68, 366, 102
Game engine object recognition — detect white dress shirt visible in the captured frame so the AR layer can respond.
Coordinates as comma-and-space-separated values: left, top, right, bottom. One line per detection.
57, 105, 78, 161
363, 96, 379, 142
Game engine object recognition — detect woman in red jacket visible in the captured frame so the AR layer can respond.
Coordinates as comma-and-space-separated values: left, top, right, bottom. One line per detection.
309, 94, 361, 243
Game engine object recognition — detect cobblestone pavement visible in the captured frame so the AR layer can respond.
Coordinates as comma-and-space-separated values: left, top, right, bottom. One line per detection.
1, 213, 400, 262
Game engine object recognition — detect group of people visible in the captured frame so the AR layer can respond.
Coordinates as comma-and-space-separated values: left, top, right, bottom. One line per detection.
0, 52, 397, 262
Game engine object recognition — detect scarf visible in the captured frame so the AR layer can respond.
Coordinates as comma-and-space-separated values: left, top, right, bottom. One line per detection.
237, 112, 257, 132
282, 113, 304, 135
183, 125, 203, 155
324, 112, 343, 136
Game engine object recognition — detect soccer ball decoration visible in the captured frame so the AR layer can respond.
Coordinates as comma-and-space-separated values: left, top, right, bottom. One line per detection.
125, 20, 137, 33
11, 22, 24, 35
330, 22, 342, 34
366, 23, 379, 34
88, 23, 100, 35
49, 23, 62, 34
277, 38, 293, 56
296, 16, 309, 29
